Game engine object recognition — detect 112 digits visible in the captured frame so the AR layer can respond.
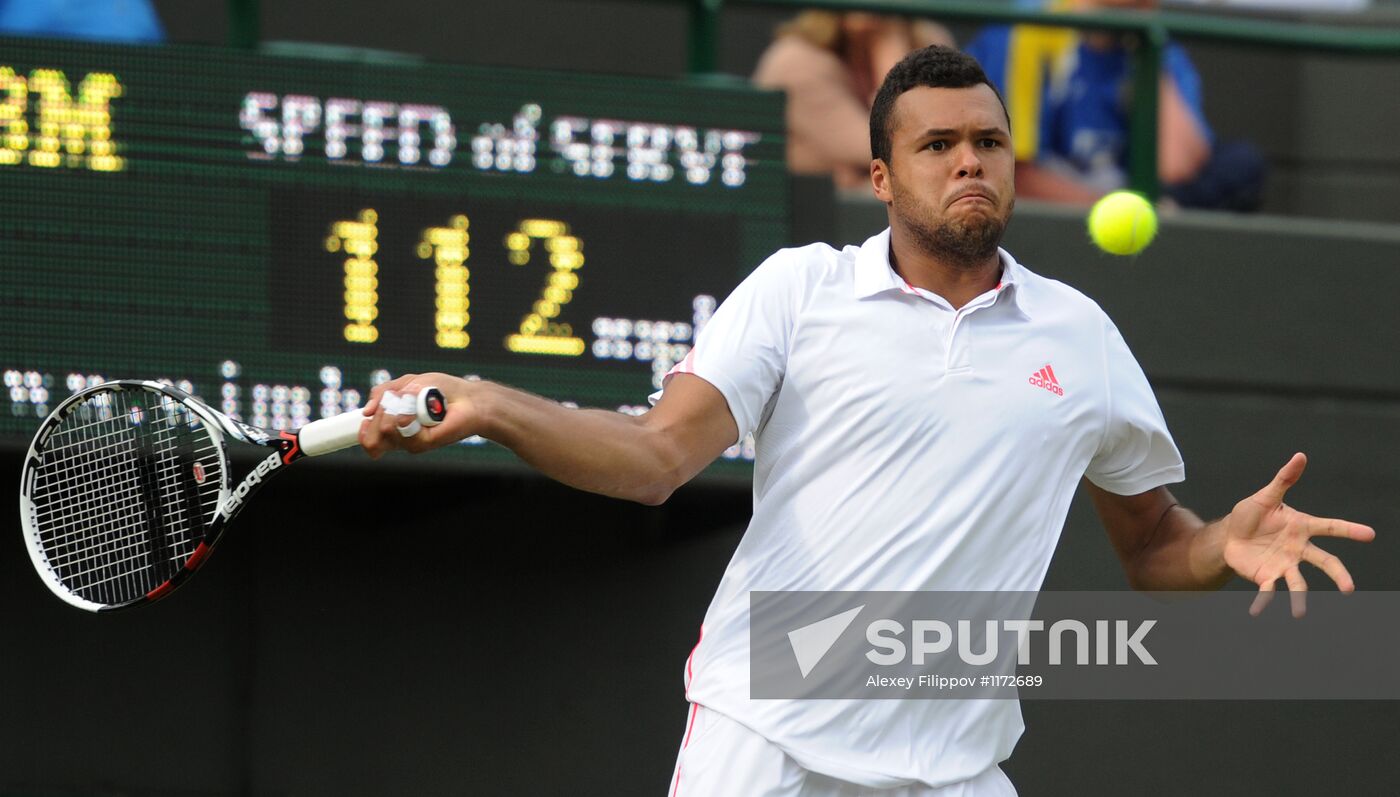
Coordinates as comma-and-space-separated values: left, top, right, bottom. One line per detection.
327, 210, 585, 357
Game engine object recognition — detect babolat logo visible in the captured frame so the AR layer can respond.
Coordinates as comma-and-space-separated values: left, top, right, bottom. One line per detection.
221, 451, 282, 517
234, 421, 270, 443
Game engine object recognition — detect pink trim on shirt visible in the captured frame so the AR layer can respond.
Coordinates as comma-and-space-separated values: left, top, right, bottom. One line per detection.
670, 702, 701, 797
684, 624, 704, 697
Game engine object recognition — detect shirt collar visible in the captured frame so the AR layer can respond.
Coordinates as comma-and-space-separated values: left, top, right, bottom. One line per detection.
852, 228, 1032, 320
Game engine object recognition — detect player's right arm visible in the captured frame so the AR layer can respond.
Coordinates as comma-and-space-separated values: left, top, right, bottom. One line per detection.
357, 372, 738, 506
365, 246, 799, 502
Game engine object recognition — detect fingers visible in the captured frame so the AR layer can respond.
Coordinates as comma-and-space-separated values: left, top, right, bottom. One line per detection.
358, 400, 399, 459
1249, 543, 1362, 618
366, 372, 414, 409
1248, 572, 1306, 618
366, 373, 431, 413
1302, 542, 1355, 593
1256, 452, 1307, 505
379, 390, 424, 435
379, 400, 435, 449
361, 398, 437, 457
361, 374, 437, 458
1284, 566, 1307, 618
1307, 516, 1376, 543
1249, 580, 1274, 617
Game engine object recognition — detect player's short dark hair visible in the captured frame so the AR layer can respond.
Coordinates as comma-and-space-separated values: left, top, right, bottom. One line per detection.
869, 46, 1008, 164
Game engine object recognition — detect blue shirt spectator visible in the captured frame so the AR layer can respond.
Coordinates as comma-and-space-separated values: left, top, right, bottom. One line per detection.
967, 24, 1210, 193
964, 13, 1264, 210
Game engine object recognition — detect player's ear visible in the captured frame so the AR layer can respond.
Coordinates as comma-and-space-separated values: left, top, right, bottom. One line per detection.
871, 158, 893, 204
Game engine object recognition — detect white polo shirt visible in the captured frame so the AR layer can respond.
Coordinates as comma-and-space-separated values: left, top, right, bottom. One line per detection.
652, 229, 1184, 788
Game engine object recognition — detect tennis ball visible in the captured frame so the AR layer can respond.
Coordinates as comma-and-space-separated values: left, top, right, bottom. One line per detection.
1087, 191, 1157, 255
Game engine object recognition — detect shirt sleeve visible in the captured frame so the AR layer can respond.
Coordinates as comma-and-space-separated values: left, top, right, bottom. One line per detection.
648, 250, 800, 444
1084, 315, 1186, 495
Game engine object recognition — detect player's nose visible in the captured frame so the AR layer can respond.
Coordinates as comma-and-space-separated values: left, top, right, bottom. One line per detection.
954, 143, 985, 178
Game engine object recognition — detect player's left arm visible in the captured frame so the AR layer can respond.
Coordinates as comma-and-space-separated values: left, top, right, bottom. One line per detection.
1087, 453, 1375, 608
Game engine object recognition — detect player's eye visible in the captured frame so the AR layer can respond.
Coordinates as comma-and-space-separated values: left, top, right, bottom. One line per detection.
979, 138, 1001, 148
927, 140, 947, 152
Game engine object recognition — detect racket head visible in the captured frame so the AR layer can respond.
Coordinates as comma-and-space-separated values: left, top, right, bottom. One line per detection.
19, 380, 233, 612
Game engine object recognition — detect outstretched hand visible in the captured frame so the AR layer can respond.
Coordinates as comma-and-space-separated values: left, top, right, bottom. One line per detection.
1218, 453, 1375, 617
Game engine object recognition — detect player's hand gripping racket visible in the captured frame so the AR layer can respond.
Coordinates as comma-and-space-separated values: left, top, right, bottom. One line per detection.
18, 380, 446, 612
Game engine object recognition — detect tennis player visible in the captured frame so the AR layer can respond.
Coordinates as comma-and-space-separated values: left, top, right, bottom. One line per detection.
358, 46, 1374, 797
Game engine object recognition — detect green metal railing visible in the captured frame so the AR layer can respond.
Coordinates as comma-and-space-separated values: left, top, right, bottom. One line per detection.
226, 0, 1400, 199
226, 0, 258, 50
707, 0, 1400, 199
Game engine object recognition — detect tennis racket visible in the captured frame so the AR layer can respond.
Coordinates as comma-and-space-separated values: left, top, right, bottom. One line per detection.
19, 379, 446, 612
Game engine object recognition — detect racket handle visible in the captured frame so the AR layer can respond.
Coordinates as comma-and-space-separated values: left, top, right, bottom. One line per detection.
298, 408, 371, 457
298, 386, 447, 457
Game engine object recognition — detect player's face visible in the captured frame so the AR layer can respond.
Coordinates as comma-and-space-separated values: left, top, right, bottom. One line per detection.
872, 84, 1015, 267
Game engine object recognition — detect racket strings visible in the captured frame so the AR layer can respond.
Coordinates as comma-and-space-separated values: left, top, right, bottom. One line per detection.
29, 389, 224, 606
37, 396, 201, 602
34, 391, 166, 603
33, 410, 220, 534
34, 418, 167, 540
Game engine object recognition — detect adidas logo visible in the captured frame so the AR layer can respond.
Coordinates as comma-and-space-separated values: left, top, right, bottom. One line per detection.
1029, 364, 1064, 397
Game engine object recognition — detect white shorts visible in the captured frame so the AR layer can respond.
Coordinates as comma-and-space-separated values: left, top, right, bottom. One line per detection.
667, 704, 1018, 797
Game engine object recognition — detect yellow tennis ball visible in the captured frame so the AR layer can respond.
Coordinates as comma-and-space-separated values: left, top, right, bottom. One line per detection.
1087, 191, 1157, 255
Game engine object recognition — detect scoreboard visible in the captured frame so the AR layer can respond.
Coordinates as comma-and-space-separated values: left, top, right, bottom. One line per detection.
0, 38, 789, 473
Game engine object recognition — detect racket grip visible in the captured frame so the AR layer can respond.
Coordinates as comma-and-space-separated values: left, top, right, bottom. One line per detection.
298, 386, 447, 457
298, 408, 371, 457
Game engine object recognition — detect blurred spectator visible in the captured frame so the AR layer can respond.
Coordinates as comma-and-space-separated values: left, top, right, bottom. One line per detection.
754, 11, 954, 189
964, 0, 1265, 210
0, 0, 165, 44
